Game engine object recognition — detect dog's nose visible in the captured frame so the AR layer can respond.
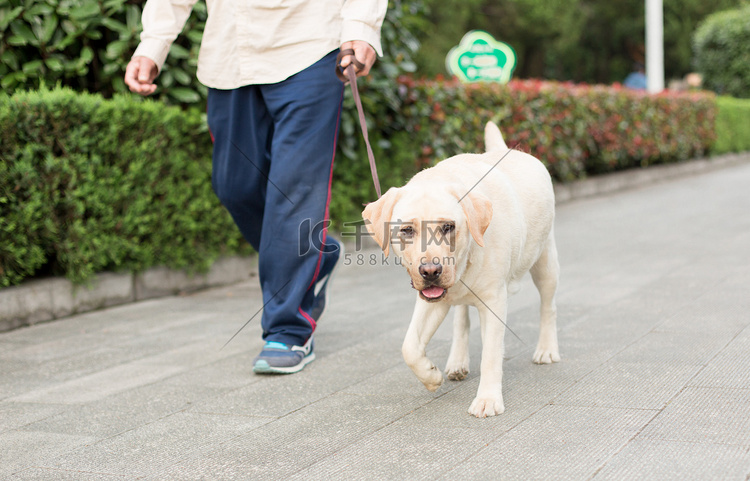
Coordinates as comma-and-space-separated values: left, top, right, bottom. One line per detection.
419, 262, 442, 281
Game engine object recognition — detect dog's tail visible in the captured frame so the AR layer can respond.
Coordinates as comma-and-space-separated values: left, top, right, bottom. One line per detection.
484, 121, 508, 153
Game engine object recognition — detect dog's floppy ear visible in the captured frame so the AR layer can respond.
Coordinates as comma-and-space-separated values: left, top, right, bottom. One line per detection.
362, 187, 402, 256
484, 121, 508, 153
458, 191, 493, 247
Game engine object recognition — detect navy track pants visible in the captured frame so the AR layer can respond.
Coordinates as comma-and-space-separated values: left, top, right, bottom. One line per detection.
207, 50, 344, 347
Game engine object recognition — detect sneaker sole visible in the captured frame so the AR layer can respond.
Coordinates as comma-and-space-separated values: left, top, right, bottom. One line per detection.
253, 353, 316, 374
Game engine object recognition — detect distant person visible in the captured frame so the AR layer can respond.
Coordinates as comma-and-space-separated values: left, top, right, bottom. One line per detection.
624, 62, 647, 90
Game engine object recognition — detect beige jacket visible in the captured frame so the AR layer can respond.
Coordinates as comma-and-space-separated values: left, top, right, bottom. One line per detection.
133, 0, 387, 89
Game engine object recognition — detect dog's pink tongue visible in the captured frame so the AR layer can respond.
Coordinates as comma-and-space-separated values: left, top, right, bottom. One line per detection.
422, 286, 445, 298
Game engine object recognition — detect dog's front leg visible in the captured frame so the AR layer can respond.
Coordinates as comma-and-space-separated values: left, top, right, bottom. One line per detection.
468, 291, 507, 417
402, 300, 450, 392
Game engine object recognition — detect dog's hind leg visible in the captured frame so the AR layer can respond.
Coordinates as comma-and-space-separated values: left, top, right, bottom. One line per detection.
530, 232, 561, 364
445, 305, 470, 381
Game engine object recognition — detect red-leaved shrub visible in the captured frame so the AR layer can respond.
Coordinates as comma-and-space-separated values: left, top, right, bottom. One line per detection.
393, 77, 716, 181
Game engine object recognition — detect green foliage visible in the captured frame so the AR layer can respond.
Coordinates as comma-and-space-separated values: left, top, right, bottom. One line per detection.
1, 0, 746, 105
333, 0, 429, 224
0, 0, 420, 111
0, 80, 722, 287
394, 78, 714, 178
693, 5, 750, 98
331, 77, 716, 228
582, 86, 716, 171
0, 0, 207, 105
663, 0, 742, 83
396, 78, 593, 181
0, 86, 248, 287
415, 0, 746, 83
338, 0, 426, 155
713, 96, 750, 153
0, 139, 52, 286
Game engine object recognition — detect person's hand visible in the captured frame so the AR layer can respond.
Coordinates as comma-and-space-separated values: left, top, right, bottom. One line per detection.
339, 40, 377, 77
124, 56, 158, 96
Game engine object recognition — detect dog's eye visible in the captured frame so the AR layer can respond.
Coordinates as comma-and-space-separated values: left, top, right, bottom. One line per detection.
442, 222, 455, 234
400, 226, 414, 237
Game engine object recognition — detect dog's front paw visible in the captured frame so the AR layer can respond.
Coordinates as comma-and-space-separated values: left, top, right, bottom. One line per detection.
468, 396, 505, 418
532, 345, 560, 364
445, 362, 469, 381
421, 364, 444, 392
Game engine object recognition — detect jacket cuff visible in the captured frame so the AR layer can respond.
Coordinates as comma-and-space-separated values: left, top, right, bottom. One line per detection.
341, 20, 384, 57
132, 38, 172, 73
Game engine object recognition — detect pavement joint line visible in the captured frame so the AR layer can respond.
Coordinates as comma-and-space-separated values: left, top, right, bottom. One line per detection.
648, 272, 737, 334
289, 381, 475, 480
162, 352, 414, 472
282, 338, 531, 478
679, 323, 750, 390
437, 398, 562, 480
547, 258, 748, 407
585, 407, 664, 481
584, 321, 750, 478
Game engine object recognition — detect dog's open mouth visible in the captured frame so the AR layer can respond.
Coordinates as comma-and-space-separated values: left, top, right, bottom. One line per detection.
419, 285, 447, 302
410, 279, 448, 302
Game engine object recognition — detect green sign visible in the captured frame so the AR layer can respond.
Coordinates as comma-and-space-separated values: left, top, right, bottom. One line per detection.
446, 30, 517, 83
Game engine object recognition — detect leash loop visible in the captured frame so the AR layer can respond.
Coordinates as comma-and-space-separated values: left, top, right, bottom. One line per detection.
336, 49, 382, 199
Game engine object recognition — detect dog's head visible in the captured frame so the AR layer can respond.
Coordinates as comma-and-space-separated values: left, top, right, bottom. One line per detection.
362, 185, 492, 302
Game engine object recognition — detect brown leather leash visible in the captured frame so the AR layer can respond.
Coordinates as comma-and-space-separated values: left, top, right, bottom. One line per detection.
336, 49, 382, 199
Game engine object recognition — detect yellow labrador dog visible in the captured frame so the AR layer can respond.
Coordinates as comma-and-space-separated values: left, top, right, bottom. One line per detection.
362, 122, 560, 418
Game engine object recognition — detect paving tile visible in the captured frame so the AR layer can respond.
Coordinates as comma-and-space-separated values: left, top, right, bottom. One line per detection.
640, 387, 750, 446
593, 438, 750, 480
289, 423, 499, 481
18, 375, 231, 439
553, 360, 702, 410
0, 402, 68, 434
690, 327, 750, 389
437, 405, 655, 481
10, 467, 129, 480
0, 430, 96, 477
0, 333, 115, 363
188, 330, 408, 418
156, 392, 425, 480
653, 276, 750, 335
45, 412, 270, 477
552, 325, 738, 410
6, 360, 185, 405
0, 346, 157, 401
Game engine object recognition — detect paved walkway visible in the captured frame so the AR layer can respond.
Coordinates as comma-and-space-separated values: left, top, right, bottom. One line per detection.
2, 161, 750, 480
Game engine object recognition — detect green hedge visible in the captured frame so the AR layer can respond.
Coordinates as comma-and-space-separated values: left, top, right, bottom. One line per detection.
0, 86, 248, 287
408, 79, 715, 174
713, 96, 750, 154
693, 5, 750, 99
0, 81, 722, 288
331, 77, 716, 222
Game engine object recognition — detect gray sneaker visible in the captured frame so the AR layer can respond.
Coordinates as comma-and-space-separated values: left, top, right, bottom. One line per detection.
252, 337, 315, 374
